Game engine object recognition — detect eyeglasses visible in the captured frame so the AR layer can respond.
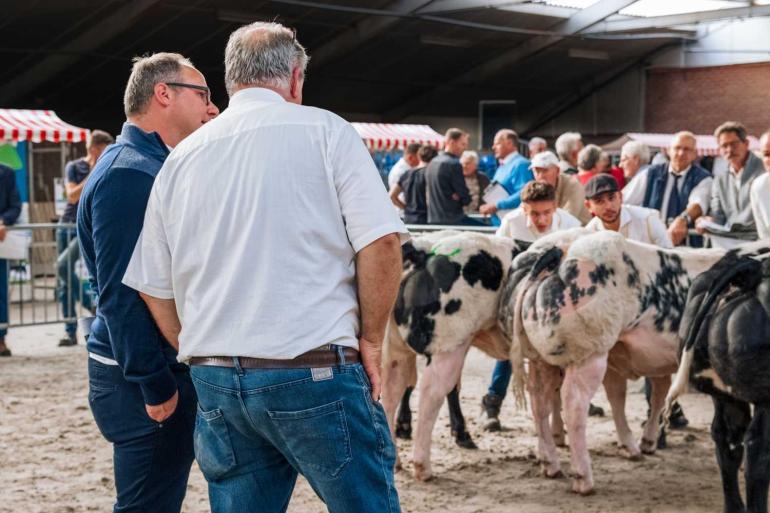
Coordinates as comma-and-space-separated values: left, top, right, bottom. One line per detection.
165, 82, 211, 105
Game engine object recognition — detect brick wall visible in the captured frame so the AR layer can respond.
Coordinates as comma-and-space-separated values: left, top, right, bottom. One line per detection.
645, 62, 770, 136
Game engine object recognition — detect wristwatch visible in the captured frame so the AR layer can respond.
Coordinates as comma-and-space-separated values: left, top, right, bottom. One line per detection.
678, 212, 693, 227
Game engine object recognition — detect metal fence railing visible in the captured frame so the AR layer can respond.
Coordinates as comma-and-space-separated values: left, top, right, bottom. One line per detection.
4, 223, 93, 329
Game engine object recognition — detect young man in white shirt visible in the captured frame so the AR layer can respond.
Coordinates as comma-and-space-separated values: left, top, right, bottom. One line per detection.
481, 181, 580, 431
584, 174, 673, 249
750, 130, 770, 239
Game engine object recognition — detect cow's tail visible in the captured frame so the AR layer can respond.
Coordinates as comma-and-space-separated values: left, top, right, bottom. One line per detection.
665, 256, 761, 418
509, 277, 532, 411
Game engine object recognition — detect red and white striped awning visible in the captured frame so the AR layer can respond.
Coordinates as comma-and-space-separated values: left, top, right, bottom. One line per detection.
603, 132, 761, 157
0, 109, 89, 143
351, 123, 444, 151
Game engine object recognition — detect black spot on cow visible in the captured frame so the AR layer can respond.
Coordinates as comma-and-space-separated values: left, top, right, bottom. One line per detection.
444, 299, 462, 315
638, 251, 690, 332
462, 250, 504, 291
623, 252, 641, 288
589, 264, 615, 286
427, 255, 462, 293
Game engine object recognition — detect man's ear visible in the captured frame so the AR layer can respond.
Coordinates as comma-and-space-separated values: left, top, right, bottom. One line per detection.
153, 83, 173, 108
290, 66, 304, 102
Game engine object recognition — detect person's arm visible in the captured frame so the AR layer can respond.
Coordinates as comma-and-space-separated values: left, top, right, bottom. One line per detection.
356, 233, 402, 400
649, 214, 674, 249
496, 162, 532, 210
66, 181, 89, 204
139, 294, 181, 351
389, 183, 406, 210
696, 177, 723, 233
450, 163, 471, 206
93, 170, 177, 419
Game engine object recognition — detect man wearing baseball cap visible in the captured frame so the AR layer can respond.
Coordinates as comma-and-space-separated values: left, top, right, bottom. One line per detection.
530, 150, 591, 225
583, 174, 672, 248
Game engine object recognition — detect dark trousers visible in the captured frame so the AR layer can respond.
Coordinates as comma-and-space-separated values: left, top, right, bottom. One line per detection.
88, 358, 196, 513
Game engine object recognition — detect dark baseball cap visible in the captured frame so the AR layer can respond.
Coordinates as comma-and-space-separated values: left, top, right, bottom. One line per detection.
584, 174, 619, 200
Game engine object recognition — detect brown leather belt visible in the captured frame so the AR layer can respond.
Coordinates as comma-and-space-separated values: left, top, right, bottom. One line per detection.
189, 347, 359, 369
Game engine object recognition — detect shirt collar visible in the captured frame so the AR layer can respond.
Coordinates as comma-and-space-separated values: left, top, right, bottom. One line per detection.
668, 164, 691, 177
118, 122, 169, 163
228, 87, 286, 109
619, 206, 632, 228
501, 151, 519, 165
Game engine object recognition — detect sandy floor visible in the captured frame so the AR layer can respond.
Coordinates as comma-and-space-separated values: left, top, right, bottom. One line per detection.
0, 324, 729, 513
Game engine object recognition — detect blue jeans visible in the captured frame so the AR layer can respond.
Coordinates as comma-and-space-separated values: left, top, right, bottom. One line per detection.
487, 359, 512, 399
190, 357, 401, 513
0, 259, 7, 338
88, 358, 196, 513
57, 227, 92, 336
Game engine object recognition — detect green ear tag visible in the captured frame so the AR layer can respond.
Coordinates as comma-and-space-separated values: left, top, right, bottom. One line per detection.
430, 247, 461, 258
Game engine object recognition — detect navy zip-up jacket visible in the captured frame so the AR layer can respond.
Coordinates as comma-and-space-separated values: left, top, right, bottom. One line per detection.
77, 123, 180, 406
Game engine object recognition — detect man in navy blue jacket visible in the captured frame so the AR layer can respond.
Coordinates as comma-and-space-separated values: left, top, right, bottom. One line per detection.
77, 52, 217, 513
0, 164, 20, 357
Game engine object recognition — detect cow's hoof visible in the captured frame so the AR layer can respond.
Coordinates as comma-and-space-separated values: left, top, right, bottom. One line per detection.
553, 432, 567, 447
640, 438, 657, 455
453, 431, 478, 450
570, 477, 595, 496
540, 463, 564, 479
413, 462, 433, 482
618, 444, 642, 461
395, 455, 403, 471
395, 422, 412, 440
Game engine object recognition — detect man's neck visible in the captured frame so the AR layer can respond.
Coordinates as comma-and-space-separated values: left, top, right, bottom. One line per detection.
84, 154, 97, 168
604, 217, 621, 231
128, 115, 180, 148
730, 153, 750, 173
670, 164, 690, 175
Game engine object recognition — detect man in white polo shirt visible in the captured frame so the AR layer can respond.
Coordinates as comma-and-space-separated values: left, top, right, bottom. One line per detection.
122, 22, 407, 513
481, 180, 581, 431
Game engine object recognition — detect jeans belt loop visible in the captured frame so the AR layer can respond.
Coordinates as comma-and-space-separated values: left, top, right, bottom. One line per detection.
334, 344, 346, 366
232, 356, 244, 376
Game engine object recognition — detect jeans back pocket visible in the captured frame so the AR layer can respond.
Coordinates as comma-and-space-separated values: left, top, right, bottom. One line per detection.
268, 400, 352, 479
194, 407, 237, 482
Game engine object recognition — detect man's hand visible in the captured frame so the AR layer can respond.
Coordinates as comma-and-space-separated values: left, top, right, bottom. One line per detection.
146, 390, 178, 423
0, 225, 7, 242
359, 337, 382, 401
479, 204, 497, 216
694, 216, 714, 235
668, 217, 688, 246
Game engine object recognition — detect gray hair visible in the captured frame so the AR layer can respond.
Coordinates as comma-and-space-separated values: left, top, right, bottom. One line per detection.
620, 140, 650, 164
714, 121, 748, 142
460, 150, 479, 163
528, 137, 547, 149
577, 144, 603, 171
555, 132, 582, 161
760, 130, 770, 146
124, 53, 195, 117
225, 22, 309, 96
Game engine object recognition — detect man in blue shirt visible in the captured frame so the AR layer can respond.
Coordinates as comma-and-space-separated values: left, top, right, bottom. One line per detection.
0, 164, 20, 357
77, 52, 218, 513
479, 129, 533, 225
57, 129, 113, 347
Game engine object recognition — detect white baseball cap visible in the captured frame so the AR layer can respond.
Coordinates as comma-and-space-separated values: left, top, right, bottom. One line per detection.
529, 150, 560, 170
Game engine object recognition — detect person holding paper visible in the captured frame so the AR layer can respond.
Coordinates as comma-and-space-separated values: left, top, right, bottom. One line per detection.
479, 129, 532, 225
0, 164, 20, 357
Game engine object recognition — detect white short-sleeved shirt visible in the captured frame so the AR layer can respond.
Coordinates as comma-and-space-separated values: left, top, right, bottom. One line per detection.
496, 207, 581, 242
751, 172, 770, 240
622, 165, 713, 220
123, 88, 409, 361
585, 205, 673, 248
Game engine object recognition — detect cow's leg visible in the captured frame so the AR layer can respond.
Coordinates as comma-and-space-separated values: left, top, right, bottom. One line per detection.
381, 351, 416, 470
528, 359, 564, 478
562, 352, 608, 496
602, 367, 641, 460
745, 403, 770, 513
395, 386, 414, 439
447, 383, 477, 449
640, 375, 670, 454
711, 396, 750, 513
413, 341, 470, 481
551, 391, 566, 447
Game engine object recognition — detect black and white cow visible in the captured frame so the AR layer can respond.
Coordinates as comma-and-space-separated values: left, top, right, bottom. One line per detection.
504, 229, 727, 494
382, 231, 525, 481
666, 242, 770, 513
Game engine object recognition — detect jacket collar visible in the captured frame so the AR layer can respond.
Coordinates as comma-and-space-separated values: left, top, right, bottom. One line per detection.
117, 122, 169, 164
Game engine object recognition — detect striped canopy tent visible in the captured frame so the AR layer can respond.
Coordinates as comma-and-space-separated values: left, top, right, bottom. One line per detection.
602, 132, 760, 157
0, 109, 89, 143
351, 123, 444, 151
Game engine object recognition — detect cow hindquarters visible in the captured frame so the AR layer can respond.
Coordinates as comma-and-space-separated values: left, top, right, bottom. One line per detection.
711, 396, 751, 513
746, 403, 770, 513
562, 352, 608, 495
413, 341, 471, 481
528, 359, 564, 478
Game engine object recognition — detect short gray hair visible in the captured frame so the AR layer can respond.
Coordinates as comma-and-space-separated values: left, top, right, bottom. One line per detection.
460, 150, 479, 163
621, 140, 650, 164
225, 22, 309, 96
528, 137, 546, 149
555, 132, 582, 161
578, 144, 603, 171
124, 53, 194, 117
714, 121, 748, 142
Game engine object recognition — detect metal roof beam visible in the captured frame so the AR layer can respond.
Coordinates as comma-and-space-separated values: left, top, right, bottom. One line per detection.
415, 0, 528, 14
584, 4, 770, 34
0, 0, 162, 106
